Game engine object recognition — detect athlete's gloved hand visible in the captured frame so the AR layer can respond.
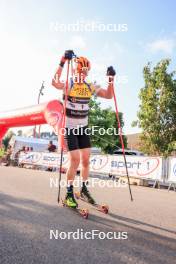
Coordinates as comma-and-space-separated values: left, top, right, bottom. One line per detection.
107, 66, 116, 76
64, 50, 75, 60
59, 50, 75, 67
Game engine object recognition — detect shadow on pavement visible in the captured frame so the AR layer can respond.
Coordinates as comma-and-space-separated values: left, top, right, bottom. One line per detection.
0, 192, 176, 264
107, 212, 176, 235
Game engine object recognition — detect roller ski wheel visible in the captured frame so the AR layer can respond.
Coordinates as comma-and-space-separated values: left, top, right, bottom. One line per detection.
101, 205, 109, 214
79, 208, 89, 219
75, 191, 81, 199
61, 198, 89, 219
74, 192, 109, 214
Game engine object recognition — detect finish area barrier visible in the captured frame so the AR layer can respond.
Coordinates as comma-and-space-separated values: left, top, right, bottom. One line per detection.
18, 152, 165, 181
167, 157, 176, 183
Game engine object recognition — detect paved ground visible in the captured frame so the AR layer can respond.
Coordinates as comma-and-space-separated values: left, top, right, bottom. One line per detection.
0, 166, 176, 264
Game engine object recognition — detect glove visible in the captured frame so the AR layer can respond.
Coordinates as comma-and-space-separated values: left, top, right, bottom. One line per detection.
107, 66, 116, 76
64, 50, 75, 60
59, 50, 75, 67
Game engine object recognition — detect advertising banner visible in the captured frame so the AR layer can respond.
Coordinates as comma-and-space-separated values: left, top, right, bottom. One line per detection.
168, 157, 176, 182
110, 155, 163, 180
18, 152, 163, 180
19, 152, 69, 168
89, 155, 111, 174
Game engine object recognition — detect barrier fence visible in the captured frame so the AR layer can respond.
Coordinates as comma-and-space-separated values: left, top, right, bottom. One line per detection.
17, 152, 176, 185
167, 157, 176, 183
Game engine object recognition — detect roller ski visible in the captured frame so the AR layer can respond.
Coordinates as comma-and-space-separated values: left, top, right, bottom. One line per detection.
62, 188, 89, 219
75, 184, 109, 214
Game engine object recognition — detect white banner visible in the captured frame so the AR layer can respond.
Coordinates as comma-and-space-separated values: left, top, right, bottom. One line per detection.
18, 152, 163, 180
18, 152, 69, 168
89, 155, 111, 174
168, 157, 176, 182
110, 155, 163, 180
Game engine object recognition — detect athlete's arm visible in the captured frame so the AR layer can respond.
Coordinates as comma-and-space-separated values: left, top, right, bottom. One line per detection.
95, 66, 116, 99
95, 80, 114, 99
52, 50, 75, 90
52, 56, 66, 90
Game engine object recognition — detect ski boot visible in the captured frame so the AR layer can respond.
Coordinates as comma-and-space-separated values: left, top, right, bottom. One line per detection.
65, 190, 78, 209
80, 184, 95, 205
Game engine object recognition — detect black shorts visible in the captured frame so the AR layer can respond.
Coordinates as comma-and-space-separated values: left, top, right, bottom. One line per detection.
64, 126, 91, 151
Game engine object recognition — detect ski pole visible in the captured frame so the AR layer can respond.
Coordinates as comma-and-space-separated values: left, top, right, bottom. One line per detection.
112, 86, 133, 202
57, 59, 70, 204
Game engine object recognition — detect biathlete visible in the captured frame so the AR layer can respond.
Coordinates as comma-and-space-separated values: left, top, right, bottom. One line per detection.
52, 50, 116, 208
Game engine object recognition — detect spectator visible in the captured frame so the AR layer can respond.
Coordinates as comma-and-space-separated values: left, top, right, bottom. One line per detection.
14, 149, 21, 166
47, 141, 56, 152
21, 146, 26, 152
18, 146, 26, 168
30, 147, 33, 151
47, 141, 56, 172
5, 145, 12, 166
25, 146, 30, 152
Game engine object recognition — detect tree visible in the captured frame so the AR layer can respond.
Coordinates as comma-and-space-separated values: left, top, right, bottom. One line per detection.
17, 130, 23, 136
3, 130, 16, 150
133, 59, 176, 156
0, 146, 5, 157
89, 97, 127, 153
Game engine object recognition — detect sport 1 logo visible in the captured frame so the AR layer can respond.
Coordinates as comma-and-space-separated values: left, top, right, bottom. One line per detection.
26, 152, 42, 164
136, 158, 160, 177
90, 155, 109, 170
173, 164, 176, 176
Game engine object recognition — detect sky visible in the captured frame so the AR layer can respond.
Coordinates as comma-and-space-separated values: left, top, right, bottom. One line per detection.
0, 0, 176, 134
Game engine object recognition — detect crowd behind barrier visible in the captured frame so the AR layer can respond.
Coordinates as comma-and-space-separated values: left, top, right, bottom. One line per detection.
5, 151, 175, 190
0, 140, 57, 167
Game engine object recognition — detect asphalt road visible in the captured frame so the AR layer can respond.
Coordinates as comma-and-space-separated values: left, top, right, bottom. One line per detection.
0, 166, 176, 264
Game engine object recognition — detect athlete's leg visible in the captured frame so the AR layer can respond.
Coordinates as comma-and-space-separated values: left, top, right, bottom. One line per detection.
79, 147, 95, 204
64, 127, 80, 185
64, 128, 81, 207
66, 149, 80, 186
80, 147, 91, 182
64, 149, 80, 208
78, 126, 91, 181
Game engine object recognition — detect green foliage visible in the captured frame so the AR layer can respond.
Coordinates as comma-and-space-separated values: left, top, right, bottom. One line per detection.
134, 59, 176, 156
0, 147, 5, 157
89, 97, 127, 153
17, 130, 23, 136
2, 130, 15, 150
